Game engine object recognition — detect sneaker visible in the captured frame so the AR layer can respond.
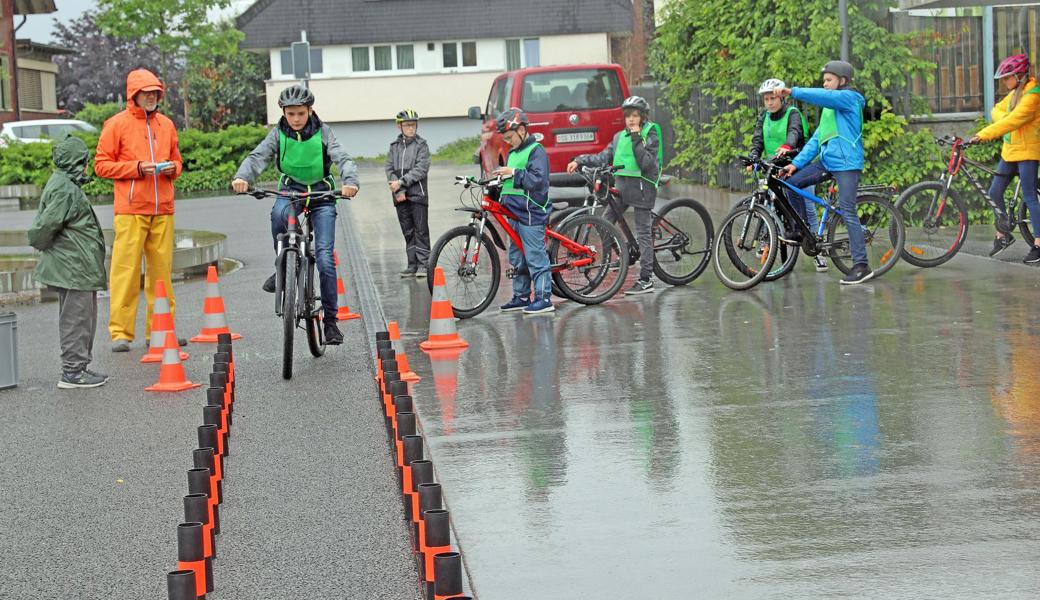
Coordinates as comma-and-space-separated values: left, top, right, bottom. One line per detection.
324, 321, 344, 345
414, 267, 428, 278
989, 235, 1015, 257
57, 370, 108, 389
1024, 245, 1040, 264
110, 339, 130, 352
840, 263, 874, 285
500, 296, 530, 312
83, 368, 110, 382
262, 273, 276, 293
813, 256, 829, 272
522, 297, 555, 314
399, 267, 417, 278
624, 279, 655, 295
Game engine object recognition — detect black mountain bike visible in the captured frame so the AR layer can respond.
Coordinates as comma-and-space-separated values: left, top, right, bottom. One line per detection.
245, 189, 344, 379
551, 165, 714, 286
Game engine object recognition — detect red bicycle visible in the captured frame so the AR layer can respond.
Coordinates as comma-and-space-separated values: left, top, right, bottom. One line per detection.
428, 175, 630, 318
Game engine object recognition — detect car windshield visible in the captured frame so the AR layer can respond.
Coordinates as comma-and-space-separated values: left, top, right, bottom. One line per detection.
11, 122, 94, 139
520, 69, 623, 113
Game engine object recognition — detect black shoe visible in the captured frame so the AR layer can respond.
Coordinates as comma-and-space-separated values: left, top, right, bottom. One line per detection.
840, 263, 874, 285
263, 273, 276, 293
414, 267, 428, 278
57, 370, 108, 389
399, 267, 417, 278
1025, 245, 1040, 264
324, 321, 344, 345
624, 279, 655, 295
990, 235, 1015, 257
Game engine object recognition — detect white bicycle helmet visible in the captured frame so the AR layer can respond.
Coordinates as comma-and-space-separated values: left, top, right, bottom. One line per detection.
758, 78, 786, 95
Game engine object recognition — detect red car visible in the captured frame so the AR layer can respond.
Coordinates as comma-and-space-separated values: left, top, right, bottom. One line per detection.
469, 64, 630, 185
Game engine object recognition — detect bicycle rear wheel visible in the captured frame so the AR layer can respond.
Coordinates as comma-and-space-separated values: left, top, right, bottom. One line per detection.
712, 205, 777, 290
1017, 195, 1037, 243
894, 181, 967, 268
827, 194, 905, 277
305, 259, 326, 358
281, 253, 298, 379
549, 214, 629, 305
651, 197, 713, 285
429, 225, 501, 318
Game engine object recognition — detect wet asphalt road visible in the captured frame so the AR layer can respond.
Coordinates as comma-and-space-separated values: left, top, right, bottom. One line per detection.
351, 165, 1040, 599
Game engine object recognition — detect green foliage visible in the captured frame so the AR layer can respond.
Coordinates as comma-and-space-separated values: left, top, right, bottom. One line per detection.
75, 102, 124, 129
0, 141, 54, 187
432, 136, 481, 164
184, 24, 267, 131
652, 0, 938, 182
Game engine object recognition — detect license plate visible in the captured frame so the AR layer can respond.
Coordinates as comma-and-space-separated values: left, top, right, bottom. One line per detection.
556, 131, 594, 143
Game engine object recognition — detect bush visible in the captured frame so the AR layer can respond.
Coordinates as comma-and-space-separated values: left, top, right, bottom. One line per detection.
433, 136, 481, 164
75, 102, 123, 128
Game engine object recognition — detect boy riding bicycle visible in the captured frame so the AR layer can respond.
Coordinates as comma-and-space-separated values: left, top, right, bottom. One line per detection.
566, 95, 661, 294
776, 60, 872, 285
232, 84, 360, 344
494, 107, 554, 315
968, 53, 1040, 263
749, 79, 828, 273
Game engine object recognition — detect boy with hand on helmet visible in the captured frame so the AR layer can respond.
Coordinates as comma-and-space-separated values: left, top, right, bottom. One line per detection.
566, 95, 661, 294
748, 79, 828, 272
969, 53, 1040, 262
385, 109, 432, 277
493, 107, 554, 314
232, 84, 360, 344
776, 61, 873, 285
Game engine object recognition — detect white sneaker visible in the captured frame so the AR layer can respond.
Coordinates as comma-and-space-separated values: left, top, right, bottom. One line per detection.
813, 256, 829, 272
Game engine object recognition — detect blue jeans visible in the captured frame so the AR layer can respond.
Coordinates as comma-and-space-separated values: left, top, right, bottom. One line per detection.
507, 219, 552, 300
988, 159, 1040, 235
272, 199, 338, 320
786, 162, 867, 266
801, 186, 820, 233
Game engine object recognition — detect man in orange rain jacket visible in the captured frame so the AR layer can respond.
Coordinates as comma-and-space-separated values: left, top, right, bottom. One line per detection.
95, 68, 184, 352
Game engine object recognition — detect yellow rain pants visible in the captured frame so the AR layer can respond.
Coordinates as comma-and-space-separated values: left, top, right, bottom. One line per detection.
108, 214, 176, 341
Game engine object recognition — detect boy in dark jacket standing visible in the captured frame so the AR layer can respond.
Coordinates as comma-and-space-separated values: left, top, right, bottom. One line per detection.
28, 136, 109, 388
385, 109, 432, 278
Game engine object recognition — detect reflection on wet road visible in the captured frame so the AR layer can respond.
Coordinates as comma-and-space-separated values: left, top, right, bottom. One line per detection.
352, 166, 1040, 598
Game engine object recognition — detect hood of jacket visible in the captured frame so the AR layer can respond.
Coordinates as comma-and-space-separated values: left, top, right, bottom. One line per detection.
125, 69, 165, 119
52, 136, 91, 185
278, 112, 323, 141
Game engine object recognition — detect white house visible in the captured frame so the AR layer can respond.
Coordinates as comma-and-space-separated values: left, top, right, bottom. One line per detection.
236, 0, 635, 156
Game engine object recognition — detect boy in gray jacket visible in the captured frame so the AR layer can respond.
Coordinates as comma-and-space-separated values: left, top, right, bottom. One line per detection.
385, 109, 431, 277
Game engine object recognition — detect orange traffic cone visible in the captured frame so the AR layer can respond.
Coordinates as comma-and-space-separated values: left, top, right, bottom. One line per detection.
419, 267, 468, 352
428, 348, 464, 435
146, 332, 201, 392
190, 266, 241, 343
333, 251, 360, 321
388, 320, 420, 382
141, 280, 188, 363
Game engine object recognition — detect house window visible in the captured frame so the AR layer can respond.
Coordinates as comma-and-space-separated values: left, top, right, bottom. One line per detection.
0, 57, 10, 110
280, 49, 292, 75
18, 69, 42, 111
523, 39, 540, 68
462, 42, 477, 67
352, 47, 370, 72
442, 43, 458, 68
279, 48, 323, 76
396, 44, 414, 70
506, 39, 521, 70
374, 46, 393, 71
309, 48, 323, 74
507, 38, 539, 69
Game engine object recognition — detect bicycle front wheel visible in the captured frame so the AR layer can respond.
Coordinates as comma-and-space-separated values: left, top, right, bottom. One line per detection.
281, 253, 298, 379
827, 194, 905, 278
651, 197, 713, 285
305, 260, 325, 358
549, 214, 629, 305
429, 225, 501, 318
712, 205, 777, 290
895, 181, 967, 268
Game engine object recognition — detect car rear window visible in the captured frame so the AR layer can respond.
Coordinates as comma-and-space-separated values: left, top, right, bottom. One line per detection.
520, 69, 623, 113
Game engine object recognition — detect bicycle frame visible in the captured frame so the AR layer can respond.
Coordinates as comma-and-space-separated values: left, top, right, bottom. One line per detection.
274, 197, 316, 319
940, 139, 1014, 220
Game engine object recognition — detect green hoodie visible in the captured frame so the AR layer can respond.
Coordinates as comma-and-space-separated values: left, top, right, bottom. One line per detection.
27, 136, 107, 291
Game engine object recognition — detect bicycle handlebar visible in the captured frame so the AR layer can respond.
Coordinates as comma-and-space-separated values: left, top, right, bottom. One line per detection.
454, 174, 513, 189
935, 135, 978, 148
240, 188, 349, 202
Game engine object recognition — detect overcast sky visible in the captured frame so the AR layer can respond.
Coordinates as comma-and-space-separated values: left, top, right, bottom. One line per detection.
16, 0, 256, 44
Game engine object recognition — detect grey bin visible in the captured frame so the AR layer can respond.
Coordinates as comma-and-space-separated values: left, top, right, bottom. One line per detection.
0, 312, 17, 390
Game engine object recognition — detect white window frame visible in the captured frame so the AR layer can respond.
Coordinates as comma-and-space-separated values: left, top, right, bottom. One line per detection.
441, 41, 479, 71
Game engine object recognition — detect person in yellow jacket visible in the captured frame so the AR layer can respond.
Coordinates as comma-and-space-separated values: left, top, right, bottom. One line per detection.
94, 69, 184, 352
970, 54, 1040, 262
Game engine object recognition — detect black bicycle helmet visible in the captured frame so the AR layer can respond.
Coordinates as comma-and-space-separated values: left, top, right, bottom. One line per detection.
278, 84, 315, 108
821, 60, 855, 82
395, 108, 419, 123
621, 95, 650, 114
496, 107, 528, 134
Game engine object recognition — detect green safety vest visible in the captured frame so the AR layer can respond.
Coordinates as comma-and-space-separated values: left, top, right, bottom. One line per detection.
763, 106, 808, 157
278, 129, 327, 187
613, 122, 663, 186
500, 141, 549, 212
816, 106, 862, 147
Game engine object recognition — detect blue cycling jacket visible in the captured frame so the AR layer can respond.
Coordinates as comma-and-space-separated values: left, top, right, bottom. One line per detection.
791, 87, 866, 173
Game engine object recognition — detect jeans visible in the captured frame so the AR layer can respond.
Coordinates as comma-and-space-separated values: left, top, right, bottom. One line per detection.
605, 202, 654, 281
507, 219, 552, 300
988, 159, 1040, 236
786, 162, 867, 266
272, 199, 338, 320
801, 186, 820, 234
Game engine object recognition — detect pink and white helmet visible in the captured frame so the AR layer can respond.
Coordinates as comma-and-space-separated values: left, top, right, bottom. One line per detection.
995, 54, 1030, 79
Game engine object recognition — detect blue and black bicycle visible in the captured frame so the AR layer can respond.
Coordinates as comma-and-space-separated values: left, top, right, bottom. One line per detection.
712, 157, 905, 290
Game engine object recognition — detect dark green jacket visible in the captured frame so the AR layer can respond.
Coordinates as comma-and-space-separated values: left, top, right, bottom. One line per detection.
27, 137, 107, 291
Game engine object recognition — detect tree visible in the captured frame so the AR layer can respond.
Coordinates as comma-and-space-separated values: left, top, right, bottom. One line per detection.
95, 0, 234, 125
183, 23, 267, 131
52, 11, 182, 116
